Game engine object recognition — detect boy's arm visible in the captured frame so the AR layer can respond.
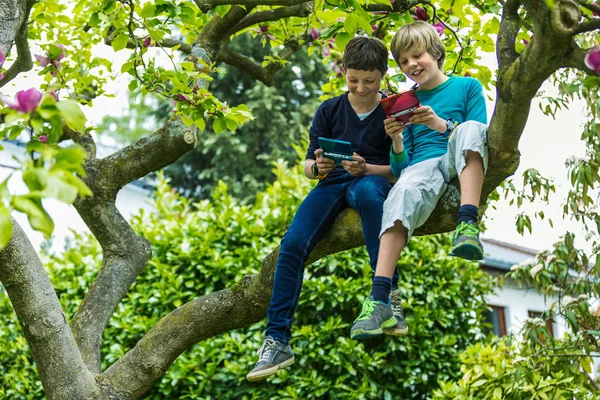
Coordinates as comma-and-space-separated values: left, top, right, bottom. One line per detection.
466, 79, 488, 123
305, 101, 330, 162
390, 126, 413, 178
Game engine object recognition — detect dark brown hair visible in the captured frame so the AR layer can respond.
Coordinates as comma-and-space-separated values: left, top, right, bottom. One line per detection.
342, 36, 389, 76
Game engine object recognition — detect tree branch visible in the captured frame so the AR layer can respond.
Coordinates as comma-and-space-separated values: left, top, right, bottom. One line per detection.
496, 0, 521, 72
194, 0, 308, 12
0, 219, 101, 399
104, 35, 193, 54
0, 0, 35, 89
225, 2, 313, 37
216, 38, 301, 86
576, 19, 600, 33
98, 119, 197, 194
69, 119, 196, 372
563, 44, 600, 75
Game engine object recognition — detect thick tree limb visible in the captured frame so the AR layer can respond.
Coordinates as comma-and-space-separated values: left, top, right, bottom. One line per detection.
200, 6, 253, 47
225, 2, 314, 37
70, 119, 197, 372
0, 0, 35, 89
0, 219, 102, 399
98, 119, 197, 195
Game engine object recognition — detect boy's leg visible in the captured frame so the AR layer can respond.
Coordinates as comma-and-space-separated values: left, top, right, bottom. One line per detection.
247, 176, 348, 381
442, 121, 489, 260
351, 160, 446, 339
345, 175, 399, 289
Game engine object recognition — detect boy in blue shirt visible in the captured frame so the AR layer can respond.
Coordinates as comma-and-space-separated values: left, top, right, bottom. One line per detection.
247, 36, 400, 381
350, 21, 489, 339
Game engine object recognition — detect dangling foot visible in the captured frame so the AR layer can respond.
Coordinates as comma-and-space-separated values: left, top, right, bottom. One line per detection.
450, 221, 484, 261
246, 336, 295, 382
383, 289, 408, 336
350, 297, 397, 340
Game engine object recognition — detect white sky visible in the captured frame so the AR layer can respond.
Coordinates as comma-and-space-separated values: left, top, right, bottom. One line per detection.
1, 42, 594, 254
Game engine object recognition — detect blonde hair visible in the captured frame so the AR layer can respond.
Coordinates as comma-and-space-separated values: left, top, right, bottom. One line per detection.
390, 21, 445, 70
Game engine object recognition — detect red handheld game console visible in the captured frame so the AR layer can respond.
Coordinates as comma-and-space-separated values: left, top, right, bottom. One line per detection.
379, 89, 421, 125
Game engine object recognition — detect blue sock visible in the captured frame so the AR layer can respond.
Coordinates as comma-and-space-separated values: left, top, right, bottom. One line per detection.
457, 204, 478, 225
371, 276, 392, 303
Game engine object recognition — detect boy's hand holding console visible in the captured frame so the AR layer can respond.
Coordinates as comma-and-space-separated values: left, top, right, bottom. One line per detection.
314, 137, 366, 178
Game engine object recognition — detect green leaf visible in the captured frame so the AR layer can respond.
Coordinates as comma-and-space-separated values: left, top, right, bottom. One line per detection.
112, 33, 130, 52
140, 4, 157, 18
213, 118, 226, 133
43, 175, 79, 203
344, 14, 357, 36
56, 100, 87, 131
0, 202, 12, 250
22, 168, 49, 191
335, 32, 351, 51
11, 196, 54, 238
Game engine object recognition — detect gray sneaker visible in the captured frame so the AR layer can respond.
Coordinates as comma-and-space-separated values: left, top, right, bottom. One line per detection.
350, 297, 397, 340
246, 336, 295, 382
383, 289, 408, 336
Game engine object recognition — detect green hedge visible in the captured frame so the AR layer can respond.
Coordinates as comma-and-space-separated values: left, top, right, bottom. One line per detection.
0, 161, 495, 399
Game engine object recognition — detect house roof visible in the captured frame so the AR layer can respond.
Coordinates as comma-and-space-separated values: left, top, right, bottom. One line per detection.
481, 237, 539, 272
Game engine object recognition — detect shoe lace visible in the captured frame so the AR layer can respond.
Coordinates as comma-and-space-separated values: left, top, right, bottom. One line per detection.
390, 298, 403, 316
355, 298, 376, 321
458, 221, 479, 237
257, 338, 277, 363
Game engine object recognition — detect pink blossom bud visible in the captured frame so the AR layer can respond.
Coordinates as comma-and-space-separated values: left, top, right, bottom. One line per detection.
433, 22, 444, 36
48, 91, 58, 101
177, 94, 189, 102
584, 46, 600, 74
54, 44, 66, 62
143, 37, 153, 47
593, 2, 598, 17
260, 25, 269, 33
414, 6, 428, 21
464, 72, 471, 77
311, 28, 319, 41
522, 39, 529, 45
39, 135, 48, 143
35, 54, 52, 68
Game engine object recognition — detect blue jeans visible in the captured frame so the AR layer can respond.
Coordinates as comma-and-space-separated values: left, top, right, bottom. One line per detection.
266, 173, 398, 343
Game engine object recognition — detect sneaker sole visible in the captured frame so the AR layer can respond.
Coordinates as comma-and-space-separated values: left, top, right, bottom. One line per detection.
246, 357, 295, 382
450, 242, 483, 261
383, 325, 408, 336
351, 317, 397, 340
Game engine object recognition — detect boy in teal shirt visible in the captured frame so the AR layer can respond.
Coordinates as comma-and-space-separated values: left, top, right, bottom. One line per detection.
351, 20, 489, 339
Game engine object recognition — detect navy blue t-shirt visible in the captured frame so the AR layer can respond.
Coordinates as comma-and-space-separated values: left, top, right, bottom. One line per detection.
305, 92, 392, 178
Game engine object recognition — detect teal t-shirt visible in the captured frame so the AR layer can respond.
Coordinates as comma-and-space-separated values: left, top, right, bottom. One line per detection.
390, 75, 487, 177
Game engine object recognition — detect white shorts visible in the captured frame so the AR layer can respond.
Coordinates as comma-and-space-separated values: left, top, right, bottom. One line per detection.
380, 121, 488, 238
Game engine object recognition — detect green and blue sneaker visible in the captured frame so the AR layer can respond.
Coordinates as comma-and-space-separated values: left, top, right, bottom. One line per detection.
450, 221, 484, 261
383, 289, 408, 336
350, 297, 397, 340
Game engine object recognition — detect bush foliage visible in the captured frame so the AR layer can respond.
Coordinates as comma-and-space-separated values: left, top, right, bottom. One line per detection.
0, 160, 494, 399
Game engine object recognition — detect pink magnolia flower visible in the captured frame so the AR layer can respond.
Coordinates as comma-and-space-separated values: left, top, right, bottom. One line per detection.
0, 87, 43, 113
414, 6, 428, 21
39, 135, 48, 143
310, 28, 319, 41
143, 37, 153, 47
585, 46, 600, 74
433, 22, 444, 35
177, 94, 189, 102
35, 44, 65, 72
